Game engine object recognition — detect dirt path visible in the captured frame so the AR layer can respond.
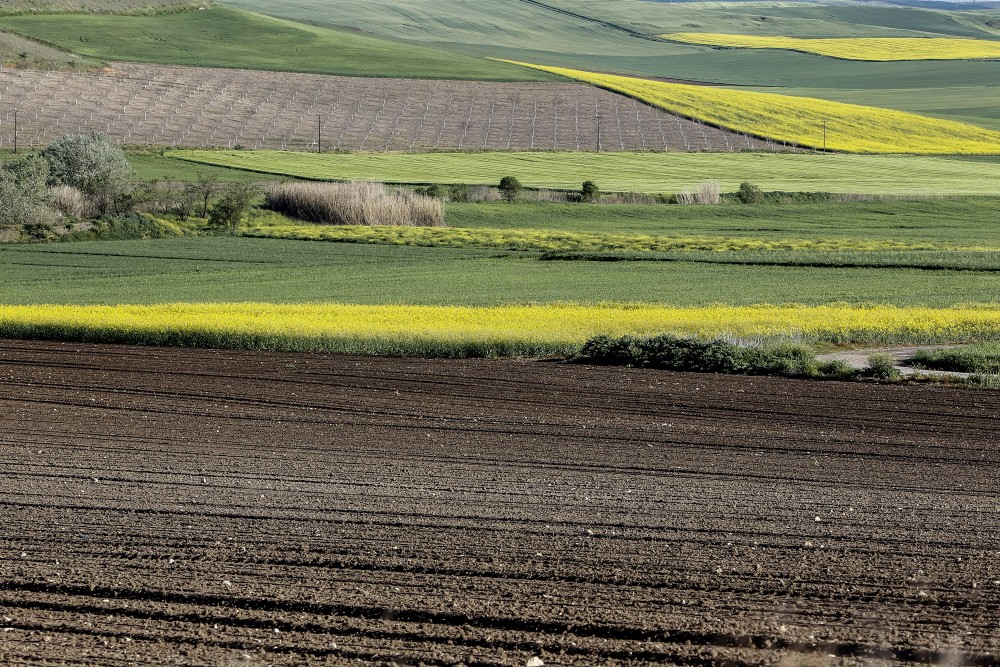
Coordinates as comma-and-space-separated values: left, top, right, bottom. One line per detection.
816, 345, 975, 378
0, 340, 998, 666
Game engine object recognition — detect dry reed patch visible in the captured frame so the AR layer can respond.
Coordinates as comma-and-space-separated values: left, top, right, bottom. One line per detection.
264, 181, 444, 227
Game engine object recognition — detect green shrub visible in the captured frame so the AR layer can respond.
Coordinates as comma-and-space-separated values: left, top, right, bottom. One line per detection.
209, 182, 260, 230
42, 132, 134, 214
578, 334, 642, 366
865, 353, 901, 381
580, 180, 600, 203
736, 181, 764, 204
448, 183, 470, 203
0, 154, 52, 228
639, 334, 743, 373
745, 342, 819, 377
498, 176, 523, 203
818, 359, 860, 380
910, 344, 1000, 374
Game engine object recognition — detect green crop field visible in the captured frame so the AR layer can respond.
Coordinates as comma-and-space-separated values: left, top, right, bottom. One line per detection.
1, 236, 998, 308
0, 7, 548, 80
168, 150, 1000, 196
221, 0, 1000, 129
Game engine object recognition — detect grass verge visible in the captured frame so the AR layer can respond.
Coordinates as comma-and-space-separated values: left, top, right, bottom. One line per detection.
910, 343, 1000, 374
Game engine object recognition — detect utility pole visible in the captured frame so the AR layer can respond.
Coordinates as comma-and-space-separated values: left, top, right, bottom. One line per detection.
317, 114, 323, 154
823, 119, 827, 152
596, 114, 602, 152
13, 109, 17, 154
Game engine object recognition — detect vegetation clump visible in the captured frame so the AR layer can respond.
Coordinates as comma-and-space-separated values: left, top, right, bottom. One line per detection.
910, 344, 1000, 374
498, 176, 523, 203
42, 131, 134, 213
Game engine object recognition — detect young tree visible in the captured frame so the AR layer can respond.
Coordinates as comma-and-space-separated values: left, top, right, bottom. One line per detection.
498, 176, 522, 203
580, 180, 600, 203
42, 132, 134, 214
208, 182, 259, 231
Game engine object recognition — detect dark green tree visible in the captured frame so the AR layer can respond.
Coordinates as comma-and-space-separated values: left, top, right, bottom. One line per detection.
498, 176, 522, 203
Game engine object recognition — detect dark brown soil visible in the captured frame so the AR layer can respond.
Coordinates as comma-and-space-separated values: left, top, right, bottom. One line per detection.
0, 339, 997, 666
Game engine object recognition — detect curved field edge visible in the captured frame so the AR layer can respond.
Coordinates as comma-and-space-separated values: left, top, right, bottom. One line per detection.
166, 150, 1000, 196
1, 303, 999, 356
240, 218, 1000, 254
502, 61, 1000, 154
661, 34, 1000, 62
0, 7, 549, 81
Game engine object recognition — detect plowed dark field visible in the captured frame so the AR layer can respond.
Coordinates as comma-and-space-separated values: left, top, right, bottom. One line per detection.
0, 340, 998, 666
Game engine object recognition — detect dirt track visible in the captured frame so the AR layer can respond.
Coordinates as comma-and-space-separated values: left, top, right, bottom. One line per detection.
0, 339, 998, 666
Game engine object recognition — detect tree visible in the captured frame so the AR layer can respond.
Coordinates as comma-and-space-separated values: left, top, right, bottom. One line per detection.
42, 132, 134, 214
580, 180, 600, 203
0, 154, 52, 227
736, 181, 764, 204
194, 171, 220, 218
498, 176, 522, 203
208, 182, 259, 230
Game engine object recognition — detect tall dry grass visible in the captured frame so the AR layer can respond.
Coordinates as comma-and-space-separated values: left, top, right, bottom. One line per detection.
49, 185, 92, 218
677, 180, 721, 205
265, 181, 444, 227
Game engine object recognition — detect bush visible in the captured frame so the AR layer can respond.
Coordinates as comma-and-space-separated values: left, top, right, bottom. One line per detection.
42, 132, 134, 214
581, 180, 600, 203
498, 176, 523, 203
639, 335, 744, 373
745, 343, 819, 377
736, 181, 764, 204
414, 183, 443, 199
578, 334, 642, 366
209, 183, 260, 230
448, 183, 470, 203
0, 154, 53, 228
910, 344, 1000, 374
264, 181, 444, 227
865, 353, 901, 381
818, 359, 860, 380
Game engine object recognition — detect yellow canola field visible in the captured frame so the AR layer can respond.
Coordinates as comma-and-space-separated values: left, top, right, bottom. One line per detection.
504, 62, 1000, 154
663, 33, 1000, 61
1, 303, 997, 355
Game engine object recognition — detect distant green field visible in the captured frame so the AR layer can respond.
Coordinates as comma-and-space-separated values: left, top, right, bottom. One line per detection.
169, 150, 1000, 195
2, 237, 998, 308
0, 7, 549, 80
223, 0, 1000, 128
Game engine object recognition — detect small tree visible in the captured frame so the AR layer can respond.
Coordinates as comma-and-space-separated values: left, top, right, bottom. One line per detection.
208, 182, 259, 231
580, 180, 600, 203
736, 181, 764, 204
42, 132, 134, 214
0, 154, 52, 227
448, 183, 470, 203
195, 172, 220, 218
498, 176, 522, 203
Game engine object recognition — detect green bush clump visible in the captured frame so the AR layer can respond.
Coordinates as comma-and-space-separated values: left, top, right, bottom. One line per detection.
576, 334, 826, 378
910, 344, 1000, 374
736, 181, 764, 204
864, 353, 901, 381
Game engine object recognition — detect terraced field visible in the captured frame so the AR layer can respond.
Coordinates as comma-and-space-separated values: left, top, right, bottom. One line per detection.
0, 340, 997, 665
0, 63, 775, 152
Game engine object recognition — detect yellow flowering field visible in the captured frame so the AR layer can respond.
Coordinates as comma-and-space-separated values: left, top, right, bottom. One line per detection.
1, 303, 998, 356
504, 62, 1000, 154
662, 33, 1000, 61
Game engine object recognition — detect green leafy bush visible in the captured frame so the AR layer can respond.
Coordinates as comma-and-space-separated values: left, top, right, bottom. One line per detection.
865, 353, 901, 381
42, 132, 134, 214
736, 181, 764, 204
0, 154, 52, 228
498, 176, 523, 203
581, 180, 600, 203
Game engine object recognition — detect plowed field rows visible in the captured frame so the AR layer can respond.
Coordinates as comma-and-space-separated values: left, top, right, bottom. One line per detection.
0, 340, 997, 666
0, 63, 782, 152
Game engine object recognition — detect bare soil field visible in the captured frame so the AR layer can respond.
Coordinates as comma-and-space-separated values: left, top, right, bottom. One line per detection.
0, 339, 997, 666
0, 62, 784, 152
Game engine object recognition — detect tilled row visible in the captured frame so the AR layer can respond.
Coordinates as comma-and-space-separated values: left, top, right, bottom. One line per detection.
0, 340, 998, 665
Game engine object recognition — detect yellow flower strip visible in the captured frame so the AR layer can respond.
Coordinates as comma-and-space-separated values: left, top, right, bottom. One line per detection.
240, 221, 991, 253
504, 61, 1000, 154
2, 303, 998, 355
663, 34, 1000, 62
